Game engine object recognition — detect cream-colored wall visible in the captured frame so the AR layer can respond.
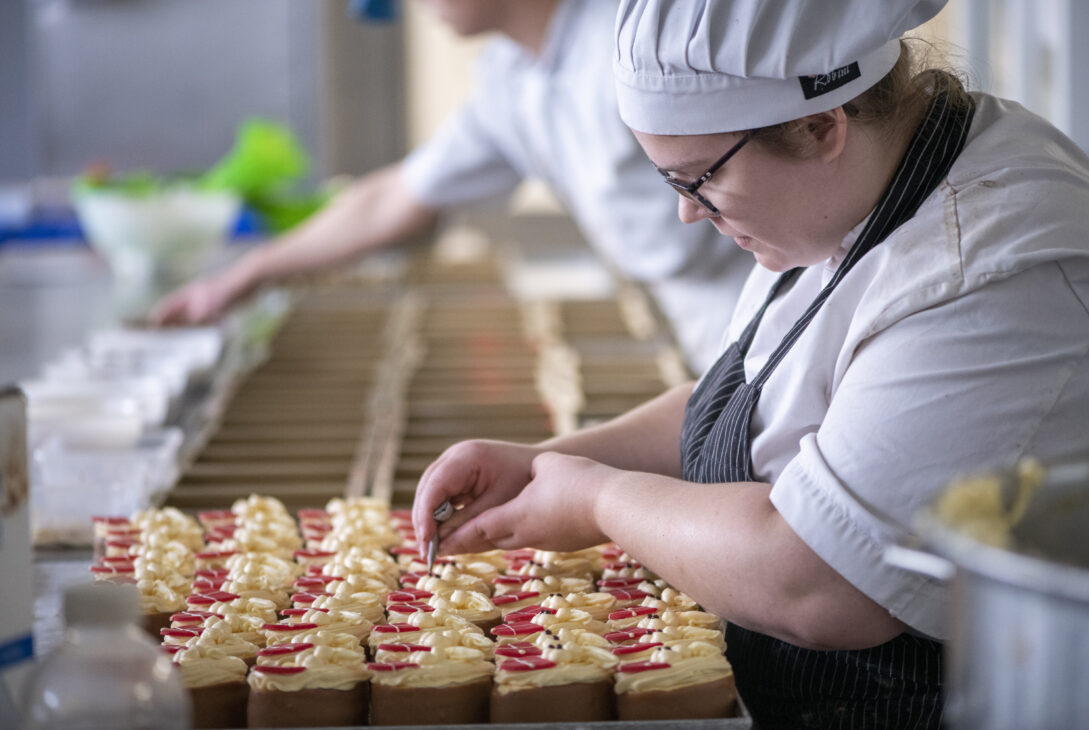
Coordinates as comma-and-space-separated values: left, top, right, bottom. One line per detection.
403, 3, 488, 148
403, 5, 562, 212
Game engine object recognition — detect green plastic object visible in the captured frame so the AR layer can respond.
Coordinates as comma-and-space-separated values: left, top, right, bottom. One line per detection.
198, 118, 308, 198
73, 119, 327, 233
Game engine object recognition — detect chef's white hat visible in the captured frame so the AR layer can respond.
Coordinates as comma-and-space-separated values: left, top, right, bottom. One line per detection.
614, 0, 947, 135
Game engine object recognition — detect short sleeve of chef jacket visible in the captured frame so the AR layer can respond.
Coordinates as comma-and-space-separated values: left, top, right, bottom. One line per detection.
401, 42, 524, 208
726, 94, 1089, 641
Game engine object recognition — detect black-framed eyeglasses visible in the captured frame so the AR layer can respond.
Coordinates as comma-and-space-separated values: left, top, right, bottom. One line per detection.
655, 131, 753, 216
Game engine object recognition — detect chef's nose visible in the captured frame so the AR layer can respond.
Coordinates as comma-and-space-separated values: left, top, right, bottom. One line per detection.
678, 195, 714, 224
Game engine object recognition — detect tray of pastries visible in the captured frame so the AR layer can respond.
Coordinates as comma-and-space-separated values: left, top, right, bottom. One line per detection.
88, 495, 750, 728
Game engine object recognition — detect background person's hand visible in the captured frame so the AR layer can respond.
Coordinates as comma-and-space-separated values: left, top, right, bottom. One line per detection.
149, 269, 246, 325
412, 439, 544, 556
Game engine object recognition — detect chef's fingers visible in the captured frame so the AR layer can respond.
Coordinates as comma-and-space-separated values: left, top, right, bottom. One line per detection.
440, 504, 521, 555
413, 439, 541, 557
147, 293, 186, 326
412, 441, 485, 553
150, 288, 207, 326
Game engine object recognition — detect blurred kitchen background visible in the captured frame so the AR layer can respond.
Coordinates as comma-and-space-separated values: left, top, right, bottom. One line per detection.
1, 0, 1088, 383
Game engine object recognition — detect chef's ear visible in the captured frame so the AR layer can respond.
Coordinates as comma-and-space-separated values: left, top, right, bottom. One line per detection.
804, 108, 849, 163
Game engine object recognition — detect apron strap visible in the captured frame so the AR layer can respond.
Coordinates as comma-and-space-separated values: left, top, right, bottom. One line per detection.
750, 86, 975, 389
737, 268, 801, 355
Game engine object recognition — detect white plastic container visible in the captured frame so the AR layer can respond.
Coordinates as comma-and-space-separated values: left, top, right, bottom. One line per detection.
74, 185, 239, 289
43, 347, 189, 401
88, 327, 224, 385
22, 376, 171, 432
30, 428, 182, 546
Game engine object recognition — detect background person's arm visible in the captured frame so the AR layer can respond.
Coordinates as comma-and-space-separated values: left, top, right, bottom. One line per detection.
151, 162, 438, 324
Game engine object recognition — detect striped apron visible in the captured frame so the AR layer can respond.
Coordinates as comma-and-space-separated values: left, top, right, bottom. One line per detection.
679, 86, 975, 729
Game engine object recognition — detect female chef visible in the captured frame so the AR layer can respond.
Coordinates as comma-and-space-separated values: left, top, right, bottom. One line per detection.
413, 1, 1089, 727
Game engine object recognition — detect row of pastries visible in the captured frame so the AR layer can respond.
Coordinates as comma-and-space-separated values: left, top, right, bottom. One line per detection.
89, 495, 738, 727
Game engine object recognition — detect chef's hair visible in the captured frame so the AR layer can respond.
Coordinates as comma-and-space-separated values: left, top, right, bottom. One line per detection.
747, 39, 972, 159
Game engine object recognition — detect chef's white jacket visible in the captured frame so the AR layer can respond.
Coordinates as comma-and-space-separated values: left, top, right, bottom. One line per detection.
401, 0, 752, 371
721, 94, 1089, 639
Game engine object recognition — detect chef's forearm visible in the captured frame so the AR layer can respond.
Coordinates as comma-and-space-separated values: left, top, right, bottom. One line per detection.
590, 469, 907, 650
537, 382, 693, 477
243, 163, 438, 286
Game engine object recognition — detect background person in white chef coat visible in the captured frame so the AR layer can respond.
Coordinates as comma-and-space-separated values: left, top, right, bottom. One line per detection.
151, 0, 752, 371
412, 0, 1089, 727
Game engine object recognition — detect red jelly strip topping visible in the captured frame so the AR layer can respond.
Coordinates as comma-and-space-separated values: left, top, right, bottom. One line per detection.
170, 611, 222, 622
90, 564, 134, 574
387, 602, 433, 615
616, 661, 672, 673
600, 544, 626, 560
281, 607, 328, 617
291, 592, 328, 605
605, 589, 650, 602
161, 645, 182, 655
367, 661, 418, 672
294, 575, 338, 588
495, 644, 542, 658
198, 510, 234, 521
186, 591, 239, 606
253, 665, 307, 675
603, 561, 643, 571
90, 514, 129, 527
604, 628, 654, 644
506, 606, 555, 622
296, 509, 329, 520
160, 628, 202, 638
493, 575, 531, 586
608, 605, 658, 621
376, 643, 431, 653
492, 591, 540, 606
399, 572, 425, 586
293, 549, 337, 559
92, 516, 130, 524
597, 577, 643, 589
499, 656, 556, 672
262, 622, 319, 632
490, 622, 544, 637
506, 560, 534, 573
193, 577, 227, 591
373, 624, 420, 634
388, 546, 419, 556
100, 555, 134, 566
258, 643, 314, 656
194, 550, 236, 560
386, 589, 432, 603
106, 539, 140, 549
612, 641, 663, 656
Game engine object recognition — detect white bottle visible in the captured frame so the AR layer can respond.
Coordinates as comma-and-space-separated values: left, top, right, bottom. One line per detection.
21, 582, 191, 729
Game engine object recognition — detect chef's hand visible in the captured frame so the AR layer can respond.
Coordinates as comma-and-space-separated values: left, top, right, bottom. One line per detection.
149, 267, 248, 326
413, 439, 544, 557
415, 445, 612, 556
